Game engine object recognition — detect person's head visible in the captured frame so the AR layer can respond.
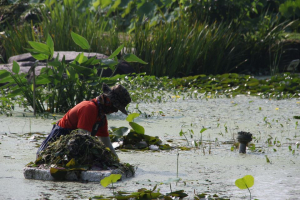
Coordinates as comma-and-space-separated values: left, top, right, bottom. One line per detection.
100, 83, 131, 115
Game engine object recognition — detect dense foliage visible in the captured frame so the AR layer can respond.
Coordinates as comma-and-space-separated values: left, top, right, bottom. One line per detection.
1, 0, 300, 114
1, 0, 300, 77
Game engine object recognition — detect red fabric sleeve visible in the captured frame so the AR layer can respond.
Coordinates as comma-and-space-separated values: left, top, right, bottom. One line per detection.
58, 99, 109, 136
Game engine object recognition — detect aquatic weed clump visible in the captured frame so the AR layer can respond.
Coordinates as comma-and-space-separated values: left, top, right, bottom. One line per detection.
34, 132, 132, 172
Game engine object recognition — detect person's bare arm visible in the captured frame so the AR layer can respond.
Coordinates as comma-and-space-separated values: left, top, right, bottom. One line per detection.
98, 136, 118, 158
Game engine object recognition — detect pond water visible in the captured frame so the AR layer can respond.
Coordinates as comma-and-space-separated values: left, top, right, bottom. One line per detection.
0, 95, 299, 200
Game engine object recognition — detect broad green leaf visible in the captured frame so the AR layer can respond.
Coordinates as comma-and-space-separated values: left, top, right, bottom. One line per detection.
69, 63, 94, 76
48, 60, 62, 68
93, 0, 100, 8
81, 57, 101, 67
100, 174, 122, 187
66, 68, 78, 80
75, 52, 87, 64
35, 76, 52, 84
28, 41, 51, 55
25, 48, 48, 55
112, 127, 130, 137
31, 53, 49, 61
93, 0, 112, 8
200, 128, 207, 133
12, 61, 20, 74
6, 88, 23, 98
129, 122, 145, 134
46, 34, 54, 59
167, 190, 188, 198
235, 175, 254, 189
111, 0, 121, 9
100, 0, 112, 8
108, 44, 124, 59
179, 129, 184, 136
101, 59, 119, 67
90, 59, 101, 65
0, 75, 14, 83
123, 54, 148, 64
71, 31, 90, 50
121, 1, 133, 17
126, 113, 140, 122
66, 158, 76, 168
0, 70, 10, 79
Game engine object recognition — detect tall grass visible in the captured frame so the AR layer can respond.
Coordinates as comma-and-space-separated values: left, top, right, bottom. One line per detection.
129, 21, 247, 77
1, 0, 289, 77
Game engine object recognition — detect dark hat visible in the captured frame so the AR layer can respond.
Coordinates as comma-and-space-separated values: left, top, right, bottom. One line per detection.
102, 83, 131, 115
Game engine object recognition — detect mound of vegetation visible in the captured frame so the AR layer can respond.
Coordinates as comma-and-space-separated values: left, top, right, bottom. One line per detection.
28, 132, 135, 176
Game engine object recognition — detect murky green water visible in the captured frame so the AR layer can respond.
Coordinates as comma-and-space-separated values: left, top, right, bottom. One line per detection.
0, 95, 299, 199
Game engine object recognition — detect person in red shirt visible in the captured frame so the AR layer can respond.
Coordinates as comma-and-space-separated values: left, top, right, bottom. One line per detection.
36, 83, 131, 159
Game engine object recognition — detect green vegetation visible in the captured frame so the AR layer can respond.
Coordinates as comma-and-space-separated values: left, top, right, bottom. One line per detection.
0, 31, 147, 113
2, 71, 300, 115
100, 174, 122, 195
109, 113, 171, 150
1, 0, 300, 77
235, 175, 255, 200
1, 1, 300, 198
2, 1, 298, 114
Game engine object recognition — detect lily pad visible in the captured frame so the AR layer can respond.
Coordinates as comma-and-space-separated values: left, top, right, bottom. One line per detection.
100, 174, 122, 187
235, 175, 254, 189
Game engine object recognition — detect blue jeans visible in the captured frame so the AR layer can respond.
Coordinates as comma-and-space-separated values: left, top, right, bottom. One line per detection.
36, 122, 72, 156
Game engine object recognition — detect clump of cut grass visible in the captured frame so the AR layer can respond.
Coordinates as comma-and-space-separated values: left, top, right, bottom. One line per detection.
33, 131, 134, 175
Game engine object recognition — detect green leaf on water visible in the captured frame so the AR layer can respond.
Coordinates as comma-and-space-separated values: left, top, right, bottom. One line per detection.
112, 127, 130, 138
100, 174, 122, 188
235, 175, 254, 189
167, 190, 188, 198
200, 128, 207, 133
126, 113, 140, 122
129, 122, 145, 134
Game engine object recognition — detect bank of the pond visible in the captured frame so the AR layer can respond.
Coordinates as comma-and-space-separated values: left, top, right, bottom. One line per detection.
0, 95, 300, 200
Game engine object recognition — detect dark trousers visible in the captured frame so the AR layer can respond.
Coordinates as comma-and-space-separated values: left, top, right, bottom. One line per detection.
36, 123, 72, 156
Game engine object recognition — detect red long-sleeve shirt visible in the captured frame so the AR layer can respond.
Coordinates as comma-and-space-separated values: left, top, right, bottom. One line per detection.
58, 99, 109, 137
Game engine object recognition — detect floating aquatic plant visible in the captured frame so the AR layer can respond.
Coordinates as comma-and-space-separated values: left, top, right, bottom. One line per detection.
235, 175, 254, 200
100, 174, 122, 195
